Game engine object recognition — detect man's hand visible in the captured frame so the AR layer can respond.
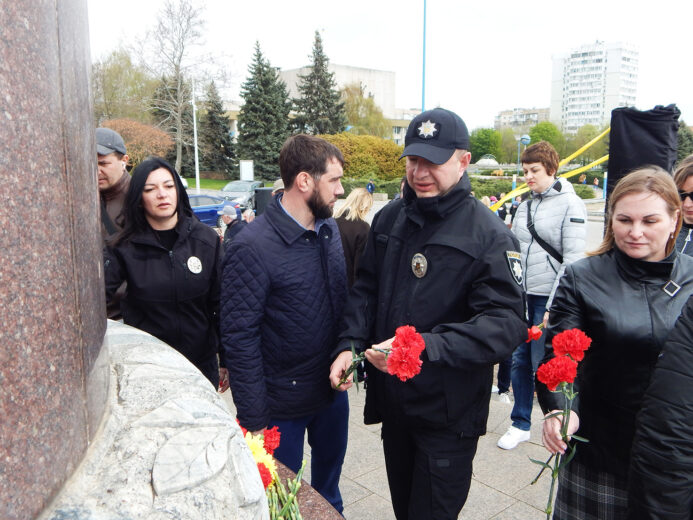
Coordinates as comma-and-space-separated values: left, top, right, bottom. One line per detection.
542, 409, 579, 454
218, 367, 229, 393
364, 337, 394, 373
329, 351, 355, 391
543, 311, 550, 328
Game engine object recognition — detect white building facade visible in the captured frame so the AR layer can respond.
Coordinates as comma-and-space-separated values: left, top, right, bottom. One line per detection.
550, 41, 638, 134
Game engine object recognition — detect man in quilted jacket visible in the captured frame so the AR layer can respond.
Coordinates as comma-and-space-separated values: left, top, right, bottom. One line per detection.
221, 134, 348, 513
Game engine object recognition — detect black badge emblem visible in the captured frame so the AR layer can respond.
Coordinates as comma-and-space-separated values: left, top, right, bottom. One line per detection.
506, 251, 523, 286
411, 253, 428, 278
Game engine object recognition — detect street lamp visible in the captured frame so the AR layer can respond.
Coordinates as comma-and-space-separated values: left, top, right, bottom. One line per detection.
514, 134, 531, 190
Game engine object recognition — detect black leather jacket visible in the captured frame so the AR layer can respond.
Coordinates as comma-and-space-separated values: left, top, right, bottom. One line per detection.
538, 248, 693, 476
628, 293, 693, 519
337, 175, 527, 434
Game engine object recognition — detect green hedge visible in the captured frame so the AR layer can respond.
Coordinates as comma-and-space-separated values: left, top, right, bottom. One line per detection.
341, 177, 402, 199
320, 133, 406, 180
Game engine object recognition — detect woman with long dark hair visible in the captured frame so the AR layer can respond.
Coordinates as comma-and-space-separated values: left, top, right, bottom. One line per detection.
104, 157, 223, 387
538, 166, 693, 518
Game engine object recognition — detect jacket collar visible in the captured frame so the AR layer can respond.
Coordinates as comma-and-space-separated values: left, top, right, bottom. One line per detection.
613, 246, 676, 281
100, 170, 130, 202
402, 173, 472, 226
532, 177, 576, 200
265, 194, 322, 245
130, 211, 193, 249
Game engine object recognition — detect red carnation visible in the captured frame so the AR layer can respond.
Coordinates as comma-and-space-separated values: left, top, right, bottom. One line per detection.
537, 356, 577, 391
236, 418, 247, 436
263, 426, 281, 455
386, 325, 426, 382
527, 325, 543, 343
552, 328, 592, 361
257, 462, 273, 489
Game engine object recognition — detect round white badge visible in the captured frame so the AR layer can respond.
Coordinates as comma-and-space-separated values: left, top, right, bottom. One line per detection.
187, 256, 202, 274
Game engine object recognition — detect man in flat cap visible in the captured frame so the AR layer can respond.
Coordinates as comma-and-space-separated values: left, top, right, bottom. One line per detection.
330, 108, 527, 519
96, 127, 130, 239
97, 127, 129, 319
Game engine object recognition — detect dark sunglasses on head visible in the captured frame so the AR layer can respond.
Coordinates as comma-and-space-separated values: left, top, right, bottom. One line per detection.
680, 191, 693, 202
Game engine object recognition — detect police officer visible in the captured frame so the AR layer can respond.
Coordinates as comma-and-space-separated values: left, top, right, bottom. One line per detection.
329, 108, 527, 520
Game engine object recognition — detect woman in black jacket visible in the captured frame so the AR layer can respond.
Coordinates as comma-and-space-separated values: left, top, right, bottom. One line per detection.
627, 293, 693, 519
104, 157, 223, 388
334, 187, 373, 288
537, 166, 693, 519
674, 154, 693, 256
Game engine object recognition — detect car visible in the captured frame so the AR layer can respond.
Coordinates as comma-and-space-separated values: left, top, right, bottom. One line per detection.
188, 193, 239, 228
219, 180, 263, 209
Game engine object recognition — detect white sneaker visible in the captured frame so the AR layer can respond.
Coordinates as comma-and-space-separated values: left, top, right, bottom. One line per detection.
491, 384, 499, 393
498, 391, 512, 404
497, 426, 530, 450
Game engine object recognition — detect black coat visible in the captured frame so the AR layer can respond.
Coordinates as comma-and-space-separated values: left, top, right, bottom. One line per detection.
337, 175, 527, 434
627, 294, 693, 519
104, 213, 222, 375
537, 248, 693, 477
335, 215, 369, 288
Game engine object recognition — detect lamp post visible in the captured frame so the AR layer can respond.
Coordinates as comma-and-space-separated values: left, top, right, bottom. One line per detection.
514, 134, 531, 190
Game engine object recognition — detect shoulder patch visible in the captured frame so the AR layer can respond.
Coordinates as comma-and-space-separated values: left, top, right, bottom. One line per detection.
570, 217, 585, 223
506, 251, 523, 286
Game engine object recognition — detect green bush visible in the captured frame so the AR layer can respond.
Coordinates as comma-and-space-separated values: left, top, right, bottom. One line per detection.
320, 133, 406, 180
341, 177, 402, 199
468, 177, 513, 198
574, 185, 596, 199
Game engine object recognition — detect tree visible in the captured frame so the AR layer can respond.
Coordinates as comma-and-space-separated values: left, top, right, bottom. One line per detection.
469, 128, 502, 163
236, 43, 291, 180
101, 119, 174, 167
293, 31, 347, 135
565, 124, 608, 165
150, 76, 195, 176
529, 121, 566, 156
91, 48, 157, 125
341, 83, 391, 138
678, 121, 693, 162
199, 81, 235, 177
500, 128, 519, 164
138, 0, 206, 174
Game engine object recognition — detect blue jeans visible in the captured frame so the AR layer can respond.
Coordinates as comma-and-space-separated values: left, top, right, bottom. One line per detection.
510, 294, 548, 431
269, 391, 349, 513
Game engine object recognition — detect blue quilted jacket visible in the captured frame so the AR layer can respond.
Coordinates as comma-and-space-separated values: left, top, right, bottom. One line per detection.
220, 195, 347, 431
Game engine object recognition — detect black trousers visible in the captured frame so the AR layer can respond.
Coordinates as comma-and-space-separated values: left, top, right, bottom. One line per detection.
382, 419, 478, 520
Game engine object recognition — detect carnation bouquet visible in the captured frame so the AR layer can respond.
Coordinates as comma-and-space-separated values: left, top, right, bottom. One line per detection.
338, 325, 426, 387
530, 327, 592, 519
238, 423, 305, 519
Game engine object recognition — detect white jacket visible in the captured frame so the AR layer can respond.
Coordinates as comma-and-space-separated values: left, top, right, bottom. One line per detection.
511, 177, 587, 307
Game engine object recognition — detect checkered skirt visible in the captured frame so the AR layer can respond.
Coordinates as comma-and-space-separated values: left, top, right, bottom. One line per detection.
553, 459, 628, 520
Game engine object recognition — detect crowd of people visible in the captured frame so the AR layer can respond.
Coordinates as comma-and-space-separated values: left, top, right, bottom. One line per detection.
98, 107, 693, 519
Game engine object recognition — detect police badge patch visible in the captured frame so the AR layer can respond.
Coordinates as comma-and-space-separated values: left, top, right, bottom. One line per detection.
506, 251, 523, 286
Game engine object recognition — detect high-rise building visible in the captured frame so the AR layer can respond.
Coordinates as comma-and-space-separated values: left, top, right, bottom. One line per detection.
494, 107, 550, 134
550, 41, 638, 134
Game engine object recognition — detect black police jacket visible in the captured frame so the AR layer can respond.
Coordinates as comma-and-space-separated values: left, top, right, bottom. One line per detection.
628, 293, 693, 519
104, 212, 222, 370
537, 248, 693, 477
336, 175, 527, 434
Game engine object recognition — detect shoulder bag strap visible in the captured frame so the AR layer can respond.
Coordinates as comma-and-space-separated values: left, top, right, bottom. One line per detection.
526, 199, 563, 264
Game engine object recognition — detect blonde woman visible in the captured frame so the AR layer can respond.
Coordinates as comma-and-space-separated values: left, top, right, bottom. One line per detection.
335, 187, 374, 287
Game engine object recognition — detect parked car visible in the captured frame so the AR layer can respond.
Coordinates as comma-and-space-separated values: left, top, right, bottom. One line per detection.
220, 180, 263, 209
188, 193, 239, 228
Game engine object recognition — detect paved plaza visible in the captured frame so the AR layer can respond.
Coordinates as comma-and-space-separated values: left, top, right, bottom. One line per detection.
220, 197, 606, 519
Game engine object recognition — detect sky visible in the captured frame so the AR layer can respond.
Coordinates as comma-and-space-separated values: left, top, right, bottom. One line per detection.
87, 0, 693, 130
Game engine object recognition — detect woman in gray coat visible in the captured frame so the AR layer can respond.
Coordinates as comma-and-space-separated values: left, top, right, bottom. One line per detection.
498, 141, 587, 450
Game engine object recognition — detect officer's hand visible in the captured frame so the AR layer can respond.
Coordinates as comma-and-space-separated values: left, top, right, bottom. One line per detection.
364, 337, 394, 373
218, 367, 229, 393
329, 351, 355, 391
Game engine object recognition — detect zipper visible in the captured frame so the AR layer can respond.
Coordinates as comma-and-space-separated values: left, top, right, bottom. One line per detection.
682, 229, 692, 254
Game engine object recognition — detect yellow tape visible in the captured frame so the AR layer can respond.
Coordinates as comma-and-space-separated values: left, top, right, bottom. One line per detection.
490, 154, 609, 212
